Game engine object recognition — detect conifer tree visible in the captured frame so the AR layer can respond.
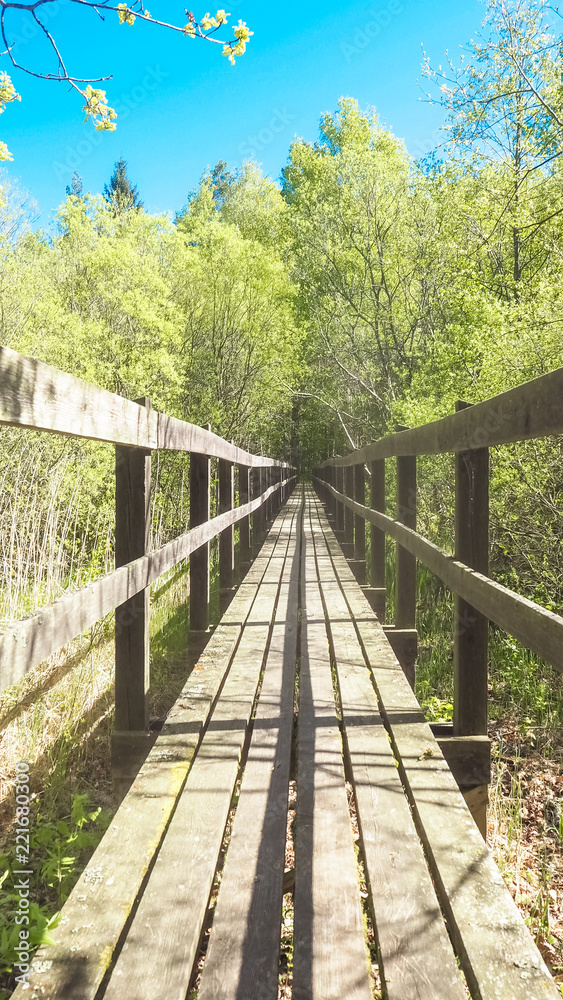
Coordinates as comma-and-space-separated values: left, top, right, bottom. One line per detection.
103, 157, 143, 213
65, 171, 84, 199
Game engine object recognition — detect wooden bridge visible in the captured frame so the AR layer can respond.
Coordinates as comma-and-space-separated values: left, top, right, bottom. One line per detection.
2, 346, 563, 1000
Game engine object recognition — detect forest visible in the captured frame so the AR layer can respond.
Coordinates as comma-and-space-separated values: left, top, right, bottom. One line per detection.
1, 0, 563, 995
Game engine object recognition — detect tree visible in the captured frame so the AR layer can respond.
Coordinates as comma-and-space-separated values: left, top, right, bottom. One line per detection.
282, 98, 427, 441
66, 171, 84, 199
0, 5, 253, 159
210, 160, 235, 208
103, 158, 143, 213
422, 0, 563, 294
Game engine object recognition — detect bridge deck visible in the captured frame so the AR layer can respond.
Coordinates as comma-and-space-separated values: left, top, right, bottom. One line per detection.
15, 488, 558, 1000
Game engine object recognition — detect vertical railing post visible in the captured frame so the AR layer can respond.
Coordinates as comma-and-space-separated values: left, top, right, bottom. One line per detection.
114, 396, 152, 734
353, 463, 366, 583
323, 466, 331, 517
112, 396, 152, 790
237, 464, 251, 571
252, 467, 263, 555
454, 402, 489, 736
396, 453, 417, 628
190, 446, 210, 632
390, 447, 418, 688
219, 458, 234, 592
343, 464, 354, 557
336, 465, 344, 534
364, 458, 386, 620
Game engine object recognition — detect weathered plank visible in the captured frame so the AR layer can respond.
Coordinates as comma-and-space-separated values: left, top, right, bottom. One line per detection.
0, 346, 292, 466
101, 501, 298, 1000
317, 364, 563, 464
197, 492, 302, 1000
307, 492, 466, 1000
317, 501, 560, 1000
0, 476, 294, 692
293, 504, 372, 1000
317, 480, 563, 671
11, 514, 289, 1000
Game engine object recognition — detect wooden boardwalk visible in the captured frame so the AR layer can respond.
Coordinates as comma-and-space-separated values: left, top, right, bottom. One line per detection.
16, 487, 559, 1000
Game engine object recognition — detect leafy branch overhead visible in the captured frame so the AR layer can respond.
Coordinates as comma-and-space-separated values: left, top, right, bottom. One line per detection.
0, 3, 253, 159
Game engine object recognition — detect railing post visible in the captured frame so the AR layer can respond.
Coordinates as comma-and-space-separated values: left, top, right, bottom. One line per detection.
112, 396, 152, 791
364, 458, 386, 620
453, 403, 489, 737
325, 466, 334, 518
343, 464, 354, 558
219, 458, 234, 592
446, 400, 491, 839
114, 396, 152, 733
252, 467, 263, 554
352, 463, 366, 584
190, 446, 210, 632
391, 447, 417, 688
335, 465, 344, 533
238, 464, 251, 570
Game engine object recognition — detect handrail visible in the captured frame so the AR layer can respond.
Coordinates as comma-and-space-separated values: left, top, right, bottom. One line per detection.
0, 475, 294, 689
0, 345, 286, 466
320, 481, 563, 671
0, 348, 296, 707
313, 367, 563, 760
317, 365, 563, 465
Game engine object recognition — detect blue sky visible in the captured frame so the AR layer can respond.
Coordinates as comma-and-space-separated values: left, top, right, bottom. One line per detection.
1, 0, 486, 222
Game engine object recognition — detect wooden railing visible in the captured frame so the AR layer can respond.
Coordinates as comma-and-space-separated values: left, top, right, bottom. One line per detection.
313, 369, 563, 811
0, 347, 296, 749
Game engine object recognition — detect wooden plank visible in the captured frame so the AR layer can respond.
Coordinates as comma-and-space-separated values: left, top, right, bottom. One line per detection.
157, 412, 286, 466
219, 459, 235, 590
0, 476, 293, 692
454, 401, 489, 737
317, 481, 563, 671
102, 502, 298, 1000
11, 515, 290, 1000
293, 501, 372, 1000
317, 508, 560, 1000
317, 365, 563, 464
307, 491, 466, 1000
197, 491, 302, 1000
114, 397, 151, 731
0, 346, 289, 467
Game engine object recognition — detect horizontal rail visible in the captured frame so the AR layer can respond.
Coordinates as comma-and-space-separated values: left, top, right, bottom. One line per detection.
315, 478, 563, 673
318, 366, 563, 466
0, 476, 296, 692
0, 347, 288, 466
